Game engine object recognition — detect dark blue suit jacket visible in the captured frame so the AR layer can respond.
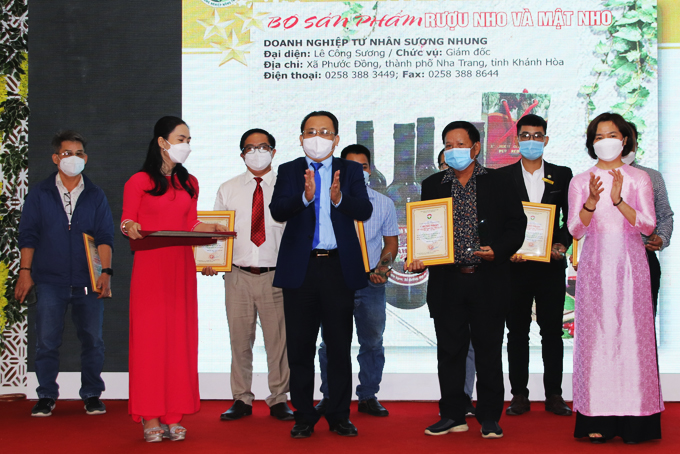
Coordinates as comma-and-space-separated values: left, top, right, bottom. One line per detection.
270, 156, 373, 290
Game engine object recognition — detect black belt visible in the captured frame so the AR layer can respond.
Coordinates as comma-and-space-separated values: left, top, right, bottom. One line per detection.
311, 249, 338, 257
454, 264, 479, 274
236, 265, 276, 275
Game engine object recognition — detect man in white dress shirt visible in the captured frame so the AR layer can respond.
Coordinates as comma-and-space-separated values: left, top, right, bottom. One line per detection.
202, 128, 293, 421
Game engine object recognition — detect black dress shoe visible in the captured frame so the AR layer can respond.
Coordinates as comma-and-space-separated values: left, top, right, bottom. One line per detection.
291, 422, 314, 438
314, 397, 329, 415
270, 402, 294, 421
506, 394, 530, 416
329, 419, 358, 437
545, 395, 573, 416
358, 398, 389, 417
220, 400, 252, 421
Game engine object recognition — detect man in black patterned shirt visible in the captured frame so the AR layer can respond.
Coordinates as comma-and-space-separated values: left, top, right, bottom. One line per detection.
407, 121, 526, 439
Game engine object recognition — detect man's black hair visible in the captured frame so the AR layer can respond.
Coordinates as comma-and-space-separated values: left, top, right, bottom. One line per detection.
340, 144, 370, 166
51, 130, 87, 152
441, 121, 480, 144
516, 114, 548, 135
300, 111, 339, 135
240, 128, 276, 151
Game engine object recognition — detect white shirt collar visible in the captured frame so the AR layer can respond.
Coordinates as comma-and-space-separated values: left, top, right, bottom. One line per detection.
55, 172, 85, 192
520, 159, 544, 179
305, 154, 333, 169
243, 168, 275, 186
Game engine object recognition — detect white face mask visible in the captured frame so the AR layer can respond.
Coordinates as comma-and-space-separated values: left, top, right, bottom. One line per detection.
164, 139, 192, 164
622, 150, 636, 165
302, 136, 334, 160
59, 156, 85, 177
363, 170, 370, 186
244, 149, 272, 171
593, 138, 623, 162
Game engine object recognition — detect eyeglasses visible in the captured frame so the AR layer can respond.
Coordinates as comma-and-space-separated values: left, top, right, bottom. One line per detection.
63, 192, 72, 216
518, 132, 546, 141
57, 151, 86, 158
242, 144, 273, 154
302, 128, 335, 138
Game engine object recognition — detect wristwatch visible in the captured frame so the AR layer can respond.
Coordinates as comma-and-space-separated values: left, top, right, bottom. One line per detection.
101, 268, 113, 276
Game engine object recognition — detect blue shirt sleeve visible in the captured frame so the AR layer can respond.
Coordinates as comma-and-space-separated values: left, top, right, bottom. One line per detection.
303, 191, 314, 207
381, 199, 399, 237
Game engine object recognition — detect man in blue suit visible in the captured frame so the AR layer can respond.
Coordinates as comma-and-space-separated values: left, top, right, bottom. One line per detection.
270, 111, 373, 438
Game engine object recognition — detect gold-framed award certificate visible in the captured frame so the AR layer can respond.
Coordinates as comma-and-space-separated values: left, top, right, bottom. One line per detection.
194, 211, 235, 272
406, 198, 455, 266
355, 220, 370, 272
83, 233, 102, 293
572, 236, 585, 268
517, 202, 556, 262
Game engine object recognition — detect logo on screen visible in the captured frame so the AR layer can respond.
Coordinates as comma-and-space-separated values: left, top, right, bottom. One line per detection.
201, 0, 236, 7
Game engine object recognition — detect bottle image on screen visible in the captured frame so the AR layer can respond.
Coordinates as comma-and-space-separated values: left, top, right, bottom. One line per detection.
471, 121, 487, 164
385, 122, 428, 310
415, 117, 437, 182
356, 120, 387, 193
481, 92, 550, 168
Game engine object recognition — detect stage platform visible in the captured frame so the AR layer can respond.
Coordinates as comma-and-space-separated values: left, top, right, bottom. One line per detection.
0, 399, 675, 453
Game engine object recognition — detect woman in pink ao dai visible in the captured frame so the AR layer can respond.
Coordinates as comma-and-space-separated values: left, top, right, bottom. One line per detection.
567, 113, 662, 444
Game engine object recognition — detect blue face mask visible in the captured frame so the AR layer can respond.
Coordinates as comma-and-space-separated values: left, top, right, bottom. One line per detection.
519, 140, 544, 161
444, 148, 474, 171
363, 170, 370, 186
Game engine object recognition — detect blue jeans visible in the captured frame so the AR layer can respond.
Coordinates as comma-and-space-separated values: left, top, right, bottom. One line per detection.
34, 283, 105, 400
464, 341, 476, 398
319, 280, 386, 401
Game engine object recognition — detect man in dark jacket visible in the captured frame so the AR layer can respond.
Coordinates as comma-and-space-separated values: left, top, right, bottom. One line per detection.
15, 130, 114, 417
270, 111, 372, 439
498, 114, 573, 417
407, 121, 526, 439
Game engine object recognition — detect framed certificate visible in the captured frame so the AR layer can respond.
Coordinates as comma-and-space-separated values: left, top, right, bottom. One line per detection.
517, 202, 556, 262
406, 198, 455, 266
194, 211, 235, 272
83, 233, 102, 293
572, 236, 585, 268
355, 220, 370, 272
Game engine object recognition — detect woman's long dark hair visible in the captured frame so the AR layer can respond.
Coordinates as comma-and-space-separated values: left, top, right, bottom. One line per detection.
142, 116, 196, 198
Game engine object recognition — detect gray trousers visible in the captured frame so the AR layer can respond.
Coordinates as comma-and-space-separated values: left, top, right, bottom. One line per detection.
224, 267, 289, 406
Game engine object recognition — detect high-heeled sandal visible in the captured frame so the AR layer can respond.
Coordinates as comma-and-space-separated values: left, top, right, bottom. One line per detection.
589, 433, 606, 444
161, 424, 187, 441
141, 418, 164, 443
